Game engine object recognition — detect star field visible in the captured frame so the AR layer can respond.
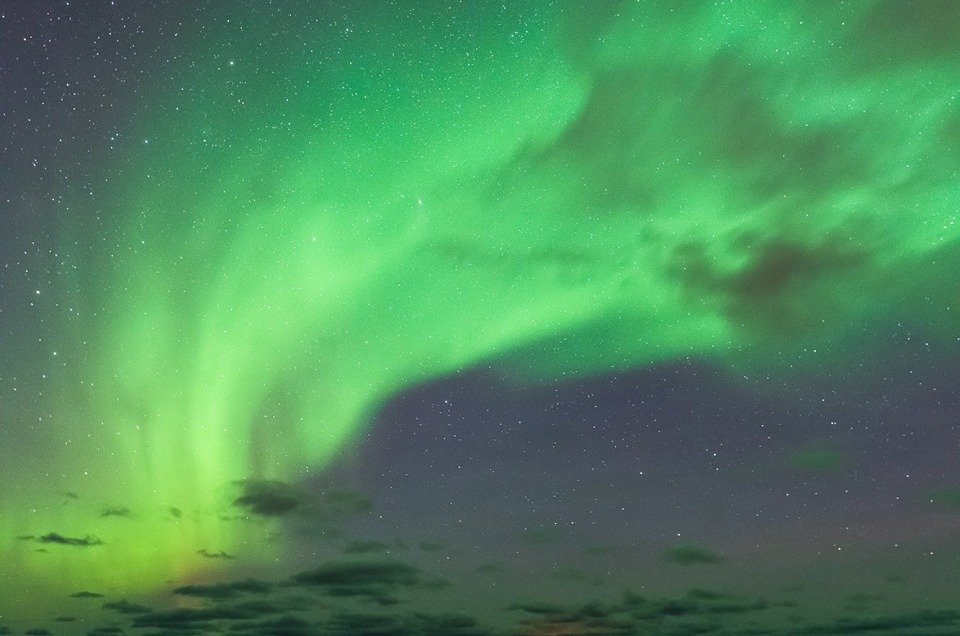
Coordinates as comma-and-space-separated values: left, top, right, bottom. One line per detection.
2, 2, 960, 635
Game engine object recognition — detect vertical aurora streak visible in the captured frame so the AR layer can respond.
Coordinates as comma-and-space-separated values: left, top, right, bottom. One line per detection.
3, 0, 960, 624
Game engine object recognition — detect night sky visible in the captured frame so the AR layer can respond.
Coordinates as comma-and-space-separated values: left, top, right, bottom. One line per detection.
2, 1, 960, 635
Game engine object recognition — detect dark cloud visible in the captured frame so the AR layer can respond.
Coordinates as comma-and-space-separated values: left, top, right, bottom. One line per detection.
315, 488, 373, 516
173, 579, 272, 600
319, 612, 401, 636
232, 479, 306, 517
230, 614, 314, 636
414, 613, 488, 636
552, 588, 771, 631
497, 28, 910, 342
516, 617, 634, 636
669, 236, 868, 336
196, 548, 235, 559
792, 609, 960, 635
290, 560, 421, 587
287, 560, 429, 605
100, 506, 132, 518
402, 612, 486, 636
16, 566, 960, 636
510, 599, 636, 635
416, 539, 447, 553
102, 600, 151, 615
664, 544, 725, 565
508, 602, 565, 616
231, 481, 373, 522
24, 629, 51, 635
70, 591, 104, 598
667, 588, 769, 615
168, 506, 183, 518
70, 591, 105, 598
344, 540, 390, 554
131, 606, 264, 631
476, 563, 503, 575
319, 611, 489, 636
505, 587, 778, 635
229, 598, 302, 615
36, 533, 103, 547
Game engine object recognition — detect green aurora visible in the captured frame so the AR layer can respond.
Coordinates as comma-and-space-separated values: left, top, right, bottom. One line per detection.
3, 0, 960, 621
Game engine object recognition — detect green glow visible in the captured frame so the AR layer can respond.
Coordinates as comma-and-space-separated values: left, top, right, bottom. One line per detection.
4, 1, 960, 617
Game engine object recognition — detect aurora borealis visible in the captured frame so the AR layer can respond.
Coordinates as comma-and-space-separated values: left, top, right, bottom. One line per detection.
2, 1, 960, 634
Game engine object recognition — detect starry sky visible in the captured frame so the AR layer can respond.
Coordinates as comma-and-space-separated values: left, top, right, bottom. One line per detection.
2, 1, 960, 635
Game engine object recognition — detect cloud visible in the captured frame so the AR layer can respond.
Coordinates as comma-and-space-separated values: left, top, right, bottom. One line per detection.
319, 611, 489, 636
197, 548, 235, 559
315, 488, 374, 516
230, 614, 314, 636
664, 544, 725, 565
290, 561, 421, 588
795, 609, 960, 635
666, 588, 769, 615
416, 539, 447, 552
100, 506, 132, 518
173, 579, 273, 600
230, 598, 307, 615
232, 480, 306, 517
399, 612, 486, 636
509, 598, 636, 635
508, 602, 566, 616
230, 481, 373, 523
85, 628, 124, 636
69, 591, 105, 598
16, 563, 960, 636
506, 587, 778, 635
287, 560, 431, 605
35, 533, 103, 547
131, 606, 264, 631
476, 563, 503, 575
316, 612, 402, 636
101, 600, 151, 615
